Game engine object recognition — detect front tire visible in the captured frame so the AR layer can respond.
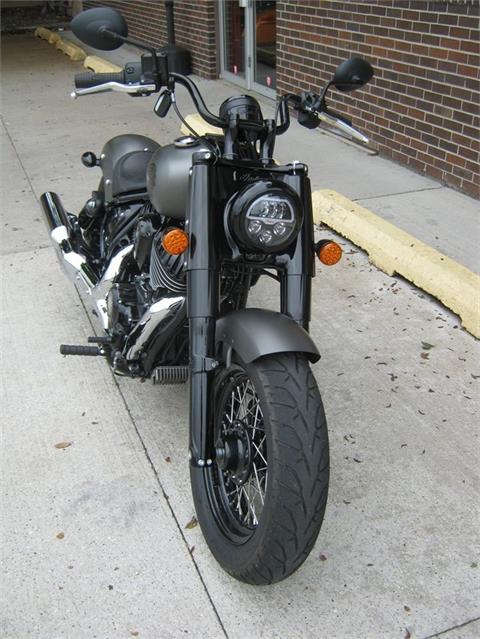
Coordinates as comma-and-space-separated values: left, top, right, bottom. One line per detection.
190, 352, 329, 584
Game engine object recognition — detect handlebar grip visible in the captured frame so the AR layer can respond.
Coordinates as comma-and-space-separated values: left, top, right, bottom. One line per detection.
74, 71, 125, 89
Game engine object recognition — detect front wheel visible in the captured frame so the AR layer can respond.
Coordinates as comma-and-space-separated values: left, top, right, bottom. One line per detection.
190, 352, 329, 585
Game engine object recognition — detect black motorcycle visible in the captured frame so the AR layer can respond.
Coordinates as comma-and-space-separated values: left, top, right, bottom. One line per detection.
40, 7, 373, 584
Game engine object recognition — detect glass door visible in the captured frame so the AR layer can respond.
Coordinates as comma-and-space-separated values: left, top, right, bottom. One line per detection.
252, 0, 277, 93
219, 0, 277, 97
220, 0, 248, 88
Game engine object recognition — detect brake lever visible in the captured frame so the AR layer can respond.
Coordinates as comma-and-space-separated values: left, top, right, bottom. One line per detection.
70, 82, 156, 99
324, 107, 352, 127
315, 109, 369, 144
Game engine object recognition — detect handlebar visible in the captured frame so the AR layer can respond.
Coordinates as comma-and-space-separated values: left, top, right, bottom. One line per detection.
71, 81, 157, 99
74, 61, 144, 90
72, 61, 154, 99
70, 60, 369, 145
75, 70, 126, 89
169, 72, 225, 129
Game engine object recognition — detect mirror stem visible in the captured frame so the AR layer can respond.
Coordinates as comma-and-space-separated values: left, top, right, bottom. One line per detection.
317, 81, 333, 111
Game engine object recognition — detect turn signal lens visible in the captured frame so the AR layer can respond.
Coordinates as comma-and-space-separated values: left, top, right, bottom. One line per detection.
162, 228, 189, 255
316, 240, 342, 266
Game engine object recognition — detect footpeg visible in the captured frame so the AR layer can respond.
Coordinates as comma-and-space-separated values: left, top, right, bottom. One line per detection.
60, 344, 105, 356
152, 366, 189, 384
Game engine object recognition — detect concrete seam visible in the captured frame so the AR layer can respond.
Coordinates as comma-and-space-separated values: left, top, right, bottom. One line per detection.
420, 615, 480, 639
1, 245, 51, 257
110, 375, 230, 639
1, 115, 40, 202
353, 185, 444, 202
76, 291, 229, 639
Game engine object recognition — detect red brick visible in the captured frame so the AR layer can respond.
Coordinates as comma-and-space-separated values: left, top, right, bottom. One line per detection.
88, 0, 479, 196
462, 180, 480, 198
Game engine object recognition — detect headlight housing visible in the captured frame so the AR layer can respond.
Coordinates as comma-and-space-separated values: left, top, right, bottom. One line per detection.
227, 180, 303, 253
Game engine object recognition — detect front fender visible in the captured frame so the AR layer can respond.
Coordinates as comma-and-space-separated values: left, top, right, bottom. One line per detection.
215, 308, 320, 364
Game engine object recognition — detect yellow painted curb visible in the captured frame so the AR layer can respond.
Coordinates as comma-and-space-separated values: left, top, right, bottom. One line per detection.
48, 32, 62, 45
180, 113, 222, 137
55, 38, 86, 62
84, 55, 122, 73
312, 189, 480, 338
34, 27, 53, 41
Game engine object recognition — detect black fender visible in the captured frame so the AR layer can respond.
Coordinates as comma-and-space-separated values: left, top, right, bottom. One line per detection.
215, 308, 320, 364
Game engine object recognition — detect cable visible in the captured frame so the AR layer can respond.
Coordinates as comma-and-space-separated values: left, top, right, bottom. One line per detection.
171, 92, 221, 157
172, 93, 201, 137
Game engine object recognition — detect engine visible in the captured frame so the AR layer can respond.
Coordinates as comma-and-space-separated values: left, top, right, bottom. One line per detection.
149, 229, 186, 293
101, 203, 187, 339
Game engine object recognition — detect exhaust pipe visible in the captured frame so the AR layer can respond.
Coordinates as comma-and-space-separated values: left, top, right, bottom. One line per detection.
41, 192, 186, 368
40, 192, 98, 290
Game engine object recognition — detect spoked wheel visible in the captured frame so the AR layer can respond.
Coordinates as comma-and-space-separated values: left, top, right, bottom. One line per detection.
212, 370, 268, 538
190, 352, 329, 585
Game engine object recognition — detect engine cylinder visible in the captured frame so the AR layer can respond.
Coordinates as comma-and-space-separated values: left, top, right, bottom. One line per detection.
150, 229, 186, 293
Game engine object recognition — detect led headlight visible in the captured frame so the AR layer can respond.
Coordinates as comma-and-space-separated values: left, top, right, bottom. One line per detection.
228, 180, 303, 253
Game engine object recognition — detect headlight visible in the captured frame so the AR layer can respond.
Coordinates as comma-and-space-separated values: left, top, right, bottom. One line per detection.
227, 180, 303, 253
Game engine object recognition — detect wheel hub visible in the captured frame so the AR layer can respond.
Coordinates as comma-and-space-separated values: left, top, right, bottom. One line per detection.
215, 420, 252, 485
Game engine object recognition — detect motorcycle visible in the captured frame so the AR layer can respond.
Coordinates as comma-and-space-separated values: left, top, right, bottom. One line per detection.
40, 7, 373, 584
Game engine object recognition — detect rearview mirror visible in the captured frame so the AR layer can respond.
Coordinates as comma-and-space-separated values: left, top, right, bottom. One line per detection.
71, 7, 128, 51
332, 57, 373, 92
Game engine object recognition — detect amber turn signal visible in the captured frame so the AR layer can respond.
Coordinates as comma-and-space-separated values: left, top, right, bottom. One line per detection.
162, 228, 189, 255
316, 240, 342, 266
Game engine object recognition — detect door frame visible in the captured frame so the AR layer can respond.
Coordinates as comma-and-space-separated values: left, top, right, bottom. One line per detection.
218, 0, 276, 99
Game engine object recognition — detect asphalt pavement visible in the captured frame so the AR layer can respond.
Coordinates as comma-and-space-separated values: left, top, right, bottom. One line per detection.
1, 33, 479, 639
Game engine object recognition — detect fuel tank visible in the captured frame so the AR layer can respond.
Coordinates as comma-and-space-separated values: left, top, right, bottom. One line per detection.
146, 136, 211, 219
100, 134, 160, 203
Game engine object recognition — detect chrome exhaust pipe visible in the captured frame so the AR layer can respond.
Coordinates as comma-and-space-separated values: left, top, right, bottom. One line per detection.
41, 192, 187, 370
40, 191, 98, 290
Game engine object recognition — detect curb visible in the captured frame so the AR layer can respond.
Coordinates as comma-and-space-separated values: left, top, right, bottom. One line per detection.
34, 26, 53, 41
181, 114, 222, 137
55, 38, 86, 61
84, 55, 122, 73
34, 27, 62, 45
34, 29, 118, 71
312, 189, 480, 339
48, 32, 62, 45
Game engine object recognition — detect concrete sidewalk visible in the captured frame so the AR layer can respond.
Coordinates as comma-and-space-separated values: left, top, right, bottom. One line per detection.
1, 33, 479, 639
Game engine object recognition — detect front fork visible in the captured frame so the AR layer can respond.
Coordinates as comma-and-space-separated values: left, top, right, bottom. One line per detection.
186, 155, 314, 467
281, 167, 315, 330
187, 152, 218, 467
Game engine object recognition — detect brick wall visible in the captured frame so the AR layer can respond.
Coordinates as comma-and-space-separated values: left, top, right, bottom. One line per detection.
276, 0, 479, 197
83, 0, 218, 78
81, 0, 478, 196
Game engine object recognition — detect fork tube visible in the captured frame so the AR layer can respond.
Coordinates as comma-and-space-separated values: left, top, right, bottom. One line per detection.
281, 169, 314, 331
187, 151, 218, 467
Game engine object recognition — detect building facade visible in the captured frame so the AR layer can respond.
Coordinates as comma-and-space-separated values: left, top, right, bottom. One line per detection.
83, 0, 479, 197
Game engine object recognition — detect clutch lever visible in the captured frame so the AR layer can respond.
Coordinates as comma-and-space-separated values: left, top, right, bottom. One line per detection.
70, 82, 156, 99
